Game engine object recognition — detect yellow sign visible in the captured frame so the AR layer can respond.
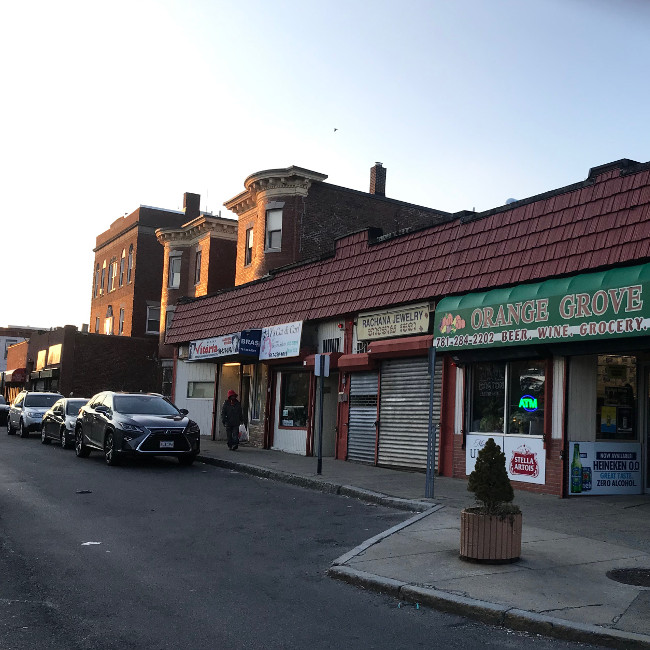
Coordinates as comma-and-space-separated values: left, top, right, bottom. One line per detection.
357, 303, 430, 341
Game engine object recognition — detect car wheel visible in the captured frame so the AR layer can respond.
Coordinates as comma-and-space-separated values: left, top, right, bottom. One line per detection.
7, 418, 15, 435
60, 428, 69, 449
19, 419, 29, 438
41, 425, 51, 444
75, 427, 90, 458
178, 454, 196, 466
104, 432, 120, 466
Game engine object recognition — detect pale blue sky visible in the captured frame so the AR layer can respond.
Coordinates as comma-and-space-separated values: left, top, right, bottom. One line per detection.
2, 0, 649, 328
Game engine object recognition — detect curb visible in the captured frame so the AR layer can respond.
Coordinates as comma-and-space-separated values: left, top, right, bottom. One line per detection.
196, 453, 432, 512
328, 566, 650, 649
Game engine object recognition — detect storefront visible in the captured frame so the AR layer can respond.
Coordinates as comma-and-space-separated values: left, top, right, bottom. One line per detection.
434, 263, 650, 496
177, 330, 262, 441
338, 303, 443, 471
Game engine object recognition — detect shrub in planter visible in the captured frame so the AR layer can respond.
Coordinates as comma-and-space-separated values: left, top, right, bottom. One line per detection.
460, 437, 522, 563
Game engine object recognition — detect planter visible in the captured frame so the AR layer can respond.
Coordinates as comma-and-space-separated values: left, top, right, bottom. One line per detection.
460, 508, 522, 563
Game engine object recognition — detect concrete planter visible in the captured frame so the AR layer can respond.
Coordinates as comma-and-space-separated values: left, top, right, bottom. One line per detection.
460, 508, 522, 563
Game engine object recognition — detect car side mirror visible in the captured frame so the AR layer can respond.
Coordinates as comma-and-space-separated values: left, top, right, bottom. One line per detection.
179, 408, 189, 416
95, 405, 109, 414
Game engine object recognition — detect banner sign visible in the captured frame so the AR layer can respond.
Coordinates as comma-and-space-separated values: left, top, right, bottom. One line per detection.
189, 333, 240, 361
466, 434, 546, 485
568, 441, 642, 495
239, 329, 262, 357
259, 321, 303, 360
357, 303, 430, 341
434, 263, 650, 350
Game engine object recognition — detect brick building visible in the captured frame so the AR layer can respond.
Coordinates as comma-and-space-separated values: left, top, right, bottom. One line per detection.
1, 326, 43, 372
224, 163, 451, 286
167, 158, 650, 498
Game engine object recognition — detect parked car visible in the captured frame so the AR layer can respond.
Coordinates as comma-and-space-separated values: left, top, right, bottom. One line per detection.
7, 391, 62, 437
0, 396, 9, 427
75, 392, 200, 466
41, 397, 90, 448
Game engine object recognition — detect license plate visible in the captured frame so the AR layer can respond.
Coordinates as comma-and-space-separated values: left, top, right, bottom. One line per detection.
160, 441, 174, 449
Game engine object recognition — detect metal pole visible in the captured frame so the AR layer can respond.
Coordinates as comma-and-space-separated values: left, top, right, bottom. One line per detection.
425, 346, 437, 498
317, 354, 325, 474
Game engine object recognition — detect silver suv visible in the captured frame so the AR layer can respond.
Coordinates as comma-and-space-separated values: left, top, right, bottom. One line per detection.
7, 391, 62, 438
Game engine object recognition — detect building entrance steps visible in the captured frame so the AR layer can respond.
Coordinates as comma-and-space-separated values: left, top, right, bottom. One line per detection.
197, 440, 650, 648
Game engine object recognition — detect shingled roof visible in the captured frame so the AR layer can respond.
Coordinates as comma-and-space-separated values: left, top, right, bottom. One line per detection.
166, 159, 650, 344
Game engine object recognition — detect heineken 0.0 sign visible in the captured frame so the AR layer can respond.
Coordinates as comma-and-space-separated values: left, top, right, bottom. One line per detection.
433, 263, 650, 350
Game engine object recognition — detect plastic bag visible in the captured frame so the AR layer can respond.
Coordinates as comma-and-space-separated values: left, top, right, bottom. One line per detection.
238, 424, 249, 442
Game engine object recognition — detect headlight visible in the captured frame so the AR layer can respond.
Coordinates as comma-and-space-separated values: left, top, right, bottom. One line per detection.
186, 423, 200, 435
121, 423, 144, 433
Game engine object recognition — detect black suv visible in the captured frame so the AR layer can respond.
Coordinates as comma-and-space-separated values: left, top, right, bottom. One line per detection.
75, 392, 200, 466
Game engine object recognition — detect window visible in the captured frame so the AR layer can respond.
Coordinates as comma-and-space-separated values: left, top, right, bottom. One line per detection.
4, 339, 17, 360
469, 359, 545, 436
187, 381, 214, 399
250, 364, 262, 421
194, 249, 202, 285
161, 362, 173, 398
47, 344, 62, 365
279, 371, 309, 428
127, 245, 134, 283
322, 338, 341, 353
169, 256, 181, 289
165, 308, 174, 332
108, 258, 117, 292
596, 355, 636, 441
265, 209, 282, 251
146, 306, 160, 334
119, 249, 126, 287
95, 317, 100, 333
104, 305, 114, 335
245, 227, 254, 265
93, 263, 100, 298
118, 308, 125, 335
36, 350, 47, 371
100, 260, 106, 295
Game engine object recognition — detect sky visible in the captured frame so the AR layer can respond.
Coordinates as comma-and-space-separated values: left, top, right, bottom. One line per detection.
2, 0, 650, 329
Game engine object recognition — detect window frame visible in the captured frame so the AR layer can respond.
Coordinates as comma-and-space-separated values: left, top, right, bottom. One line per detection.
278, 371, 309, 429
168, 255, 181, 289
119, 249, 126, 287
146, 306, 161, 335
194, 249, 202, 285
245, 226, 254, 265
118, 308, 125, 335
127, 245, 134, 283
265, 209, 282, 252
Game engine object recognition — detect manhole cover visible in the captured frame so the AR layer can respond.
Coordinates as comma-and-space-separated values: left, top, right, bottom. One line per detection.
606, 568, 650, 587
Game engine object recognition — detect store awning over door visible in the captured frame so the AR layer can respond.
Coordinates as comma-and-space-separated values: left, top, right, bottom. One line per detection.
433, 263, 650, 351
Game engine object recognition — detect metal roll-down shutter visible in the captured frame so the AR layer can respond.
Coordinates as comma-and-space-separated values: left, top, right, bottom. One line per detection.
347, 372, 378, 464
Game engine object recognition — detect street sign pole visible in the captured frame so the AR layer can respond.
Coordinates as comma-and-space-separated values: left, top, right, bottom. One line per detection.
316, 354, 325, 474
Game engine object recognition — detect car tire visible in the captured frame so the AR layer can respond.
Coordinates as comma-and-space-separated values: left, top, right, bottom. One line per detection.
61, 428, 70, 449
178, 454, 196, 467
41, 425, 51, 444
19, 419, 29, 438
104, 432, 120, 466
7, 418, 15, 435
75, 427, 90, 458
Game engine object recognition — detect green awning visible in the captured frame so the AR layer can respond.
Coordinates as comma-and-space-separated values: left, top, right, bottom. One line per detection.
433, 263, 650, 351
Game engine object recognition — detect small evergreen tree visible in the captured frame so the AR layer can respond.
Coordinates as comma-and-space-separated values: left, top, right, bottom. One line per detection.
467, 437, 519, 515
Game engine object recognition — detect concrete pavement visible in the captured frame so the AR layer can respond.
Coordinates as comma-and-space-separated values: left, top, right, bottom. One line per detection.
197, 439, 650, 648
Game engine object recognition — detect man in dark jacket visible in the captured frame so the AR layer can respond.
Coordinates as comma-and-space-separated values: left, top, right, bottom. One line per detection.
221, 389, 244, 450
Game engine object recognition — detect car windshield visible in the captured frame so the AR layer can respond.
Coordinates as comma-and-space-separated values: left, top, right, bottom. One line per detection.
24, 394, 60, 408
113, 395, 180, 416
66, 399, 88, 415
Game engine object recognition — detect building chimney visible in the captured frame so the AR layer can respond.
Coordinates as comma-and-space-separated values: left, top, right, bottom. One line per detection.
183, 192, 201, 220
370, 162, 386, 197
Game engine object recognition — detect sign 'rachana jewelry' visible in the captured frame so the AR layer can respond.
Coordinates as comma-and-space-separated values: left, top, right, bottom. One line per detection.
433, 264, 650, 350
357, 302, 430, 341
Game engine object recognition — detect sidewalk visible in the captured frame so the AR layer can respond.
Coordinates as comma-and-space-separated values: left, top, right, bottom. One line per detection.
197, 440, 650, 649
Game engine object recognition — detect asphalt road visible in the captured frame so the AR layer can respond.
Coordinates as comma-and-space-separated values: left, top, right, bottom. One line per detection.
0, 434, 605, 650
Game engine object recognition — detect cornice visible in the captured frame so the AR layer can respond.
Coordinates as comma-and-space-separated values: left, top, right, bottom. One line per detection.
224, 165, 328, 216
155, 216, 238, 245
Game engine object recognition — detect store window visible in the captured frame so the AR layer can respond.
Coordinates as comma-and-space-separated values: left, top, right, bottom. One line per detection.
187, 381, 214, 399
279, 371, 309, 428
596, 355, 636, 441
469, 360, 545, 435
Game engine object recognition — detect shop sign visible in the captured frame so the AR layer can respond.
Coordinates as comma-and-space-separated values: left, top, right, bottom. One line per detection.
433, 263, 650, 350
188, 333, 240, 361
357, 303, 430, 341
239, 329, 262, 357
568, 441, 641, 495
466, 434, 546, 485
259, 321, 303, 360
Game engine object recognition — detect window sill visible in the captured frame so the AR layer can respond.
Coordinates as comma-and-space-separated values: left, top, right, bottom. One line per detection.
264, 248, 281, 253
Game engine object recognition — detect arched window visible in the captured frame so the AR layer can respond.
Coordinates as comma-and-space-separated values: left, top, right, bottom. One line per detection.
107, 257, 117, 292
127, 245, 134, 283
93, 263, 100, 298
100, 260, 106, 295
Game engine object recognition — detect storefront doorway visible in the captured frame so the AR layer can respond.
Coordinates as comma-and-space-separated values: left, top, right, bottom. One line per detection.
272, 368, 310, 454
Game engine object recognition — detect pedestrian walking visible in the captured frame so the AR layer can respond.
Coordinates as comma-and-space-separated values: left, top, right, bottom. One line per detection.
221, 389, 243, 450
